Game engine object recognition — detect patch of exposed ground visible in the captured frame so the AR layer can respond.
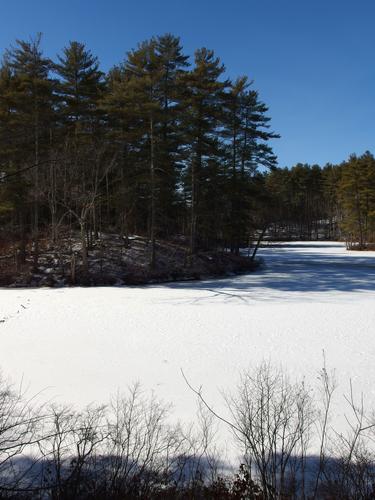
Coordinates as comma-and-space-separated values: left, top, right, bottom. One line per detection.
0, 232, 258, 287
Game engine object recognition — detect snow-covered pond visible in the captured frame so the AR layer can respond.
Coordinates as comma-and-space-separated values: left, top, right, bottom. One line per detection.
1, 241, 375, 457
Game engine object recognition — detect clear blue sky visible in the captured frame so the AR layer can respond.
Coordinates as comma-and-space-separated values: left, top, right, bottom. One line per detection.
0, 0, 374, 167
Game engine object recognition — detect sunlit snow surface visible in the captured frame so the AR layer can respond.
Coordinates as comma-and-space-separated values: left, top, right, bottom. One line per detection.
1, 241, 375, 460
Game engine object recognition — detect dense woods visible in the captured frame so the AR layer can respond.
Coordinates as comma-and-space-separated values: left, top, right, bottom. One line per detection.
266, 152, 375, 247
0, 34, 276, 268
0, 34, 374, 284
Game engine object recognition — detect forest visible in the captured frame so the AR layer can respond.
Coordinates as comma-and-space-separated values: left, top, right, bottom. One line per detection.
2, 21, 375, 500
0, 34, 374, 285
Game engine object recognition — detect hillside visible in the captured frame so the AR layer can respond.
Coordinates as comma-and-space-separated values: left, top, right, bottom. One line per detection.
0, 232, 258, 287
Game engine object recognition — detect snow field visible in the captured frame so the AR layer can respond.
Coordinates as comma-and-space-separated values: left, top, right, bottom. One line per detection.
1, 241, 375, 461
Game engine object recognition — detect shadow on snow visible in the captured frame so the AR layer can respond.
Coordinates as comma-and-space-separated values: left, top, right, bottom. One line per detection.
153, 243, 375, 303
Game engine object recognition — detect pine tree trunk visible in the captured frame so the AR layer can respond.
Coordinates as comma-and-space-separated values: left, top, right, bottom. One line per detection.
190, 134, 201, 255
33, 111, 40, 268
80, 220, 88, 280
150, 115, 156, 268
251, 227, 267, 261
190, 160, 197, 255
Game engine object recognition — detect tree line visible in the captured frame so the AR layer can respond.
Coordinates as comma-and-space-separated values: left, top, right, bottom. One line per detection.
0, 33, 278, 270
0, 33, 373, 274
264, 152, 375, 248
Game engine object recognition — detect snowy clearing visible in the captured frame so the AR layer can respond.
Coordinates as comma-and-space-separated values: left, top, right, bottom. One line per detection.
1, 241, 375, 461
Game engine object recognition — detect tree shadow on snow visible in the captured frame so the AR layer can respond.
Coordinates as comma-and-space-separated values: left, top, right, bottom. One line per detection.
154, 243, 375, 304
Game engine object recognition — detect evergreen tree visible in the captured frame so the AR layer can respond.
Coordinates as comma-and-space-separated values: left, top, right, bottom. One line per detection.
338, 152, 375, 248
101, 65, 138, 238
54, 42, 107, 275
155, 34, 189, 235
181, 48, 227, 253
123, 39, 164, 266
223, 77, 279, 252
55, 41, 105, 134
4, 35, 54, 252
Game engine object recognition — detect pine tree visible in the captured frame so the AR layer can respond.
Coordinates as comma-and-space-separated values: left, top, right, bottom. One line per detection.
222, 77, 279, 252
123, 39, 164, 267
322, 163, 342, 239
338, 153, 375, 248
55, 41, 105, 134
181, 48, 227, 253
55, 42, 106, 276
4, 35, 54, 254
101, 65, 136, 238
155, 34, 189, 235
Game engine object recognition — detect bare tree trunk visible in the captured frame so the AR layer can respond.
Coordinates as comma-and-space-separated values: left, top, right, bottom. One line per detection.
33, 112, 40, 268
80, 219, 88, 280
251, 226, 267, 261
71, 252, 76, 284
49, 130, 58, 243
150, 115, 156, 269
190, 149, 199, 256
190, 162, 196, 256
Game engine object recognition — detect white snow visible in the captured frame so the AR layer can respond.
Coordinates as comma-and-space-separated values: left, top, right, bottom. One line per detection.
1, 241, 375, 460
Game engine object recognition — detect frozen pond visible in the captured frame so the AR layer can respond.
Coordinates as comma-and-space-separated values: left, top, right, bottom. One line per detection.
1, 241, 375, 458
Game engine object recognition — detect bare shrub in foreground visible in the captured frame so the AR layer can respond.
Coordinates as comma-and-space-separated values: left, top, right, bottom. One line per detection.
0, 373, 44, 493
103, 383, 181, 497
37, 403, 107, 498
1, 363, 375, 498
224, 362, 314, 499
317, 381, 375, 499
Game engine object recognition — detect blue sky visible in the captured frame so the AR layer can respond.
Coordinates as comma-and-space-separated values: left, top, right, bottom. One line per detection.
0, 0, 374, 167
